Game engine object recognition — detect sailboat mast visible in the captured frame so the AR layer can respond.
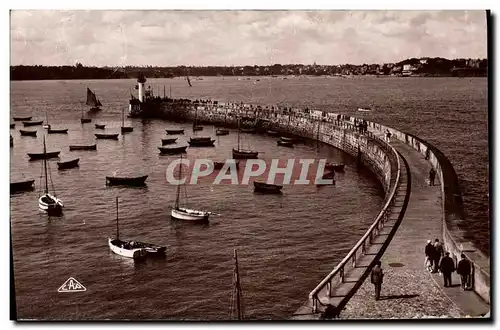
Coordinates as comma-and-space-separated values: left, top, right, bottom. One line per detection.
174, 155, 182, 209
121, 106, 124, 127
170, 86, 172, 98
116, 196, 120, 240
237, 118, 241, 151
43, 137, 49, 194
234, 248, 243, 320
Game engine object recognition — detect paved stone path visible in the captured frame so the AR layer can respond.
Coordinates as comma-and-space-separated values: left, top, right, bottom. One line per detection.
340, 133, 489, 319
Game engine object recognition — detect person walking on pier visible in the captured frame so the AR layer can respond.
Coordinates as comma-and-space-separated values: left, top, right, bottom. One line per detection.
425, 240, 435, 272
439, 252, 455, 287
429, 168, 436, 186
457, 253, 472, 290
385, 129, 392, 143
433, 239, 444, 273
370, 261, 384, 300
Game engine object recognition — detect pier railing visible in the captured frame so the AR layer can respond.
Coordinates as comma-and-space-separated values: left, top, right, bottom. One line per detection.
307, 131, 401, 313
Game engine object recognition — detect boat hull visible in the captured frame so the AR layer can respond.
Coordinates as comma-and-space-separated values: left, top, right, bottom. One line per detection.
171, 208, 210, 222
57, 158, 80, 170
38, 193, 63, 215
28, 151, 60, 160
10, 180, 35, 194
20, 130, 37, 137
48, 128, 68, 134
95, 124, 106, 129
267, 130, 279, 136
277, 140, 294, 148
106, 175, 148, 186
215, 129, 229, 136
81, 118, 92, 124
95, 133, 119, 140
232, 148, 258, 159
161, 138, 178, 145
108, 238, 148, 259
253, 181, 283, 194
13, 116, 32, 121
166, 129, 185, 135
22, 120, 43, 127
69, 144, 97, 151
121, 126, 134, 133
158, 146, 188, 155
188, 139, 215, 147
10, 123, 15, 129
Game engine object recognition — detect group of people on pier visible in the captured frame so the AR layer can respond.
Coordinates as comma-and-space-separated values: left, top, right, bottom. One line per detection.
424, 239, 472, 290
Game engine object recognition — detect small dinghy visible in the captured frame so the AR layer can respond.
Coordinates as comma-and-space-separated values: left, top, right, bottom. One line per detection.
240, 127, 256, 133
10, 179, 35, 194
28, 150, 60, 160
95, 133, 119, 140
108, 197, 166, 259
20, 129, 37, 137
69, 144, 97, 151
106, 175, 148, 187
215, 128, 229, 136
81, 118, 92, 124
253, 181, 283, 194
166, 129, 185, 135
192, 125, 204, 131
48, 128, 68, 134
325, 162, 345, 172
158, 145, 188, 155
267, 130, 279, 136
161, 138, 178, 145
57, 158, 79, 170
188, 137, 215, 147
10, 123, 15, 129
13, 116, 32, 121
23, 120, 43, 127
279, 136, 295, 143
121, 126, 133, 133
277, 140, 294, 148
95, 124, 106, 129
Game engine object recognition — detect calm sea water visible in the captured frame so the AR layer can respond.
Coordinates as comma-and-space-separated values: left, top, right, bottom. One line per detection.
10, 76, 488, 320
10, 78, 386, 320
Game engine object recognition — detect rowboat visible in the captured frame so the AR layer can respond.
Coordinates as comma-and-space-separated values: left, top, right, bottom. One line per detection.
277, 140, 294, 148
57, 158, 79, 170
20, 129, 37, 137
95, 133, 119, 140
23, 120, 43, 127
95, 124, 106, 129
28, 151, 60, 160
69, 144, 97, 151
10, 179, 35, 194
240, 127, 256, 133
105, 175, 148, 186
188, 137, 215, 147
158, 146, 188, 155
215, 128, 229, 136
81, 118, 92, 124
13, 116, 32, 121
48, 128, 68, 134
166, 129, 185, 135
267, 130, 279, 136
161, 138, 178, 145
253, 181, 283, 194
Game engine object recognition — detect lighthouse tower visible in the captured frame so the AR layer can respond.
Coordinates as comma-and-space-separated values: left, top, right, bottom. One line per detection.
137, 74, 147, 102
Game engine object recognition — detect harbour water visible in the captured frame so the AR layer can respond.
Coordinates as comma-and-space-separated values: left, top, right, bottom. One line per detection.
9, 76, 488, 320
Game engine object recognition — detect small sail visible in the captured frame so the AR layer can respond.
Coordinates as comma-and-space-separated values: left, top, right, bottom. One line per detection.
86, 88, 101, 107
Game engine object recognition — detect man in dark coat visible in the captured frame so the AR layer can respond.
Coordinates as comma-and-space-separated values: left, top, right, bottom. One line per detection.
457, 253, 472, 290
425, 240, 435, 271
370, 261, 384, 300
439, 252, 455, 287
433, 239, 444, 273
429, 168, 436, 186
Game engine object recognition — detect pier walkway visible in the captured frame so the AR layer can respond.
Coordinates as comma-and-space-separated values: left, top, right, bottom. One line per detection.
339, 131, 489, 319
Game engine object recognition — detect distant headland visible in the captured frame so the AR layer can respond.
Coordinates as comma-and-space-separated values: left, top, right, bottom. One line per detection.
10, 57, 487, 81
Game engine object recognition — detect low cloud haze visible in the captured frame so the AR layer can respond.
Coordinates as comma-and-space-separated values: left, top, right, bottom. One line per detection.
10, 10, 488, 66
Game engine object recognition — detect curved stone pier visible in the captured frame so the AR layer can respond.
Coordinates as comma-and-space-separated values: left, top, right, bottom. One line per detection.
151, 102, 490, 318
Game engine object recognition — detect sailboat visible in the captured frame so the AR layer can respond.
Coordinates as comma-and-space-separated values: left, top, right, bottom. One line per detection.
43, 112, 50, 129
171, 154, 211, 222
229, 248, 244, 320
232, 118, 259, 159
38, 137, 63, 216
108, 197, 166, 259
121, 107, 133, 133
86, 87, 102, 111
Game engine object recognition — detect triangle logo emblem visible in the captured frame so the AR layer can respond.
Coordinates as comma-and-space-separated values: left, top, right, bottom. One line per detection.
57, 277, 86, 293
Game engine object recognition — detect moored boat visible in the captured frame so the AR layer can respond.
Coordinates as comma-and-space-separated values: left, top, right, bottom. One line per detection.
277, 140, 294, 148
158, 145, 188, 155
13, 116, 32, 121
48, 128, 68, 134
267, 130, 279, 136
37, 137, 63, 216
215, 128, 229, 136
106, 175, 148, 187
166, 129, 185, 135
81, 118, 92, 124
325, 162, 345, 172
20, 129, 37, 137
232, 119, 259, 159
57, 158, 79, 170
87, 87, 102, 111
161, 138, 178, 145
23, 120, 43, 127
95, 124, 106, 129
188, 137, 215, 147
28, 151, 60, 160
95, 133, 119, 140
10, 123, 15, 129
253, 181, 283, 194
240, 127, 256, 133
10, 179, 35, 194
69, 144, 97, 151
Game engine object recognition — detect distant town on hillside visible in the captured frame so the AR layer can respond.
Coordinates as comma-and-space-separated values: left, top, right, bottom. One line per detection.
10, 57, 487, 81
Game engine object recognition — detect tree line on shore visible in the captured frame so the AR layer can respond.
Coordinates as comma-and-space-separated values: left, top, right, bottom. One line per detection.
10, 57, 487, 81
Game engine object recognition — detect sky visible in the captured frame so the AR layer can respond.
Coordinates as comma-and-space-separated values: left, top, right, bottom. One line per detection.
10, 10, 488, 66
